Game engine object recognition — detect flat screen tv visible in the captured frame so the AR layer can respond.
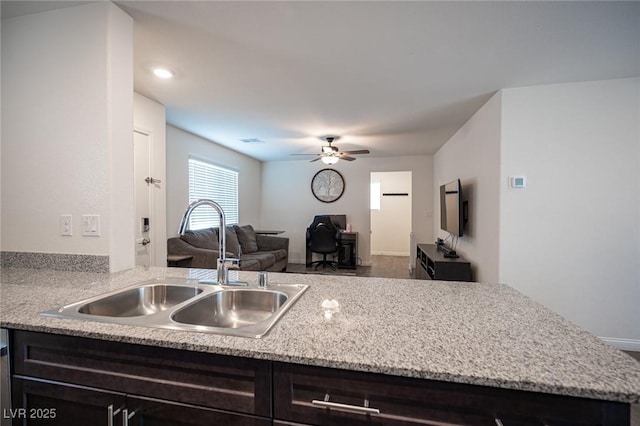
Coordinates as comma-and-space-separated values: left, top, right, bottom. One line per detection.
440, 179, 464, 237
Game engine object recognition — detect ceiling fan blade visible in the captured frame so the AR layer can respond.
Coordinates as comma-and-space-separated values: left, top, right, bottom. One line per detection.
341, 150, 370, 155
341, 156, 357, 161
309, 157, 322, 162
290, 153, 319, 156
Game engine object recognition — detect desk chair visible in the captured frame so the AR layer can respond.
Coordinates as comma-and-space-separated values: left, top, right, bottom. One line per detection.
306, 216, 339, 270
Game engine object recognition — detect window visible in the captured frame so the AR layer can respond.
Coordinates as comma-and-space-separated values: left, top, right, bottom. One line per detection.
188, 158, 238, 229
370, 181, 381, 210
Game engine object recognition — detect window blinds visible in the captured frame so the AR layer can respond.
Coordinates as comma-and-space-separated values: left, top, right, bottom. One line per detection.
188, 158, 239, 229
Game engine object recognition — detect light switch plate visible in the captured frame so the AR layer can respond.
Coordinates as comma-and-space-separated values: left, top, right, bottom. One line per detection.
60, 214, 72, 236
82, 215, 100, 237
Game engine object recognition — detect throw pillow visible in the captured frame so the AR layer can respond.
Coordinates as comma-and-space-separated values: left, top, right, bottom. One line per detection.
235, 225, 259, 253
215, 226, 240, 257
180, 228, 218, 250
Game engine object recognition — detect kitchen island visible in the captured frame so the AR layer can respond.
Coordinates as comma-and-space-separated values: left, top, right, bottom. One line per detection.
2, 266, 640, 425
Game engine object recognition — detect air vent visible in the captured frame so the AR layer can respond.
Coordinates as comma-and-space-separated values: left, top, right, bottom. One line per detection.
240, 138, 265, 144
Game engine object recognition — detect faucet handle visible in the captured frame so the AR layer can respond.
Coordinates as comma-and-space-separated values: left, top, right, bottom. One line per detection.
257, 271, 268, 288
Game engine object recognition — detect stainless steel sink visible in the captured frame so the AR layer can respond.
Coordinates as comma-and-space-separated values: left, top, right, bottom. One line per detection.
43, 277, 308, 338
77, 284, 203, 317
172, 289, 288, 328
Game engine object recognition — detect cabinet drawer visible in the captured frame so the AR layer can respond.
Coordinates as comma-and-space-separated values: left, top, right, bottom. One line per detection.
273, 363, 628, 426
12, 331, 271, 417
13, 377, 271, 426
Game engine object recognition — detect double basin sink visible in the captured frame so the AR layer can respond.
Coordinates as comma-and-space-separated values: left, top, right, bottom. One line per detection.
43, 277, 308, 338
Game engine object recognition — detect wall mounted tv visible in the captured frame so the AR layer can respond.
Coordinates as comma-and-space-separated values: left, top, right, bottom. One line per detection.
439, 179, 465, 237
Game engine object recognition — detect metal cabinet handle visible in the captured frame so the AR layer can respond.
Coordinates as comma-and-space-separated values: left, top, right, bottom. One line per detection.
311, 394, 381, 415
107, 405, 122, 426
123, 408, 136, 426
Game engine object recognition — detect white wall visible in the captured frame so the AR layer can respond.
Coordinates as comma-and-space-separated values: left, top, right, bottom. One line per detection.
261, 156, 433, 265
434, 77, 640, 345
434, 92, 503, 283
371, 171, 412, 256
166, 125, 262, 237
500, 78, 640, 342
1, 3, 134, 271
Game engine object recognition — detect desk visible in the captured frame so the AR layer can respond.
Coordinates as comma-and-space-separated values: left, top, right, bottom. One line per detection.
306, 231, 358, 269
255, 230, 285, 235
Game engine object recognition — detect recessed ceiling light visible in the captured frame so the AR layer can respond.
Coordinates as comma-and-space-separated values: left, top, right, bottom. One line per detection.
153, 67, 175, 79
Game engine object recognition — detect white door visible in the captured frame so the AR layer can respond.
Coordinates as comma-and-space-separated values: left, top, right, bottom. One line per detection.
370, 171, 412, 256
134, 131, 152, 267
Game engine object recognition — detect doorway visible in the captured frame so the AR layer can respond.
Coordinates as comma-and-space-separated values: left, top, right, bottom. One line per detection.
133, 93, 167, 268
134, 130, 152, 267
370, 171, 412, 256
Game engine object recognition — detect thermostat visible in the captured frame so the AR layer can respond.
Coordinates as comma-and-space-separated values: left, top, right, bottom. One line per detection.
510, 176, 527, 189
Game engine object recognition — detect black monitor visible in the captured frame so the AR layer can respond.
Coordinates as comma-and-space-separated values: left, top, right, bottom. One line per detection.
329, 215, 347, 230
314, 214, 346, 230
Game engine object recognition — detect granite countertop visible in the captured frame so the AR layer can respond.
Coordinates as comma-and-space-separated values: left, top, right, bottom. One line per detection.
1, 266, 640, 404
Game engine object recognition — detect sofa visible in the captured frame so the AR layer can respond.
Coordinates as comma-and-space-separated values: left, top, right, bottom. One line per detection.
167, 224, 288, 272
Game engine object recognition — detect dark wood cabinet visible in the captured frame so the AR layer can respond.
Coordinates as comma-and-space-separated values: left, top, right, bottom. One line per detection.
416, 243, 472, 281
10, 331, 271, 426
12, 378, 269, 426
125, 395, 270, 426
273, 362, 629, 426
8, 330, 632, 426
12, 377, 126, 426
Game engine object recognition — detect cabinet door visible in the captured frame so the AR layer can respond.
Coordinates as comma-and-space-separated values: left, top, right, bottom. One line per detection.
12, 377, 126, 426
274, 363, 494, 425
125, 396, 270, 426
12, 331, 271, 416
273, 363, 630, 426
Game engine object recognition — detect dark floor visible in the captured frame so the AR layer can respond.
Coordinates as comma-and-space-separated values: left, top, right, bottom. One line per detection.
287, 255, 414, 279
625, 351, 640, 363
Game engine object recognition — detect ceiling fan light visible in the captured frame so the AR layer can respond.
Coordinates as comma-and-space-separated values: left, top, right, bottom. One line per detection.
321, 156, 339, 165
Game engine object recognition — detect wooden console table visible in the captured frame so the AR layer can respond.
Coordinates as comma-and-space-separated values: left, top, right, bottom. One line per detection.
416, 244, 472, 281
255, 230, 285, 235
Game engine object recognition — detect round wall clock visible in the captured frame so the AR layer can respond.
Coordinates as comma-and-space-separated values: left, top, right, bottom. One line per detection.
311, 168, 345, 203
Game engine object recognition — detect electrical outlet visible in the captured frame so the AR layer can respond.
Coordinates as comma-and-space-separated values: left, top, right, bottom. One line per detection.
60, 214, 72, 236
82, 215, 101, 237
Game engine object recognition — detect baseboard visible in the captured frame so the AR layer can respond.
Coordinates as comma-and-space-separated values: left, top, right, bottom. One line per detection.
598, 336, 640, 352
371, 251, 410, 256
288, 260, 372, 267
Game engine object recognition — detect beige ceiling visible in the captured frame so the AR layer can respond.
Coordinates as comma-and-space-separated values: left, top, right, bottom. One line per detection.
4, 1, 640, 161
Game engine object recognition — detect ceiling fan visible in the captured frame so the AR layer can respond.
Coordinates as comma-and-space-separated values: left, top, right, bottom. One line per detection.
291, 136, 370, 164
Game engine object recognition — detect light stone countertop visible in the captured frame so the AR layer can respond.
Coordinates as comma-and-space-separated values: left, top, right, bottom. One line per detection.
1, 266, 640, 404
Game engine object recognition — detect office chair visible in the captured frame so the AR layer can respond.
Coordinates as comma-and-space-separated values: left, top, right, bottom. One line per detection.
306, 216, 339, 270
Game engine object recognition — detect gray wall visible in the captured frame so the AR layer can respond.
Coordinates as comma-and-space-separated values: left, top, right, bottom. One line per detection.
260, 156, 433, 265
166, 125, 262, 238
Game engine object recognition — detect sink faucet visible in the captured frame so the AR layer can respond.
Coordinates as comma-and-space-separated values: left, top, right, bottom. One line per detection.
178, 199, 240, 285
